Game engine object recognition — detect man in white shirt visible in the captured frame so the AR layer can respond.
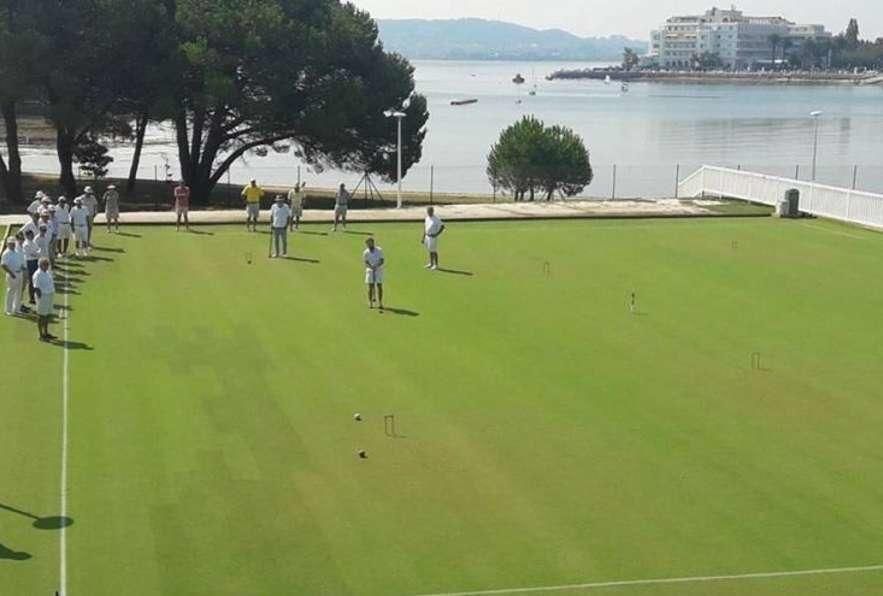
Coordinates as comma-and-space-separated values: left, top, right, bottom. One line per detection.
269, 195, 292, 258
55, 197, 71, 256
34, 225, 52, 263
103, 185, 121, 233
288, 182, 305, 231
422, 206, 446, 270
21, 230, 40, 306
26, 191, 45, 216
70, 197, 90, 257
19, 212, 39, 240
363, 237, 385, 311
333, 183, 350, 232
79, 186, 99, 242
32, 258, 56, 341
2, 237, 25, 316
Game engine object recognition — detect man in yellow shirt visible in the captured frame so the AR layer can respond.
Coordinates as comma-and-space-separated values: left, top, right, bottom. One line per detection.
242, 179, 264, 232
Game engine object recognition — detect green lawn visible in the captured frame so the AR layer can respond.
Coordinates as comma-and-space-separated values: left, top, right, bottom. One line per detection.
3, 217, 883, 596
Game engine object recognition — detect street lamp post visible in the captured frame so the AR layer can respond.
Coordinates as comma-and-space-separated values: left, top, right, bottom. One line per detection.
810, 110, 823, 181
384, 97, 411, 209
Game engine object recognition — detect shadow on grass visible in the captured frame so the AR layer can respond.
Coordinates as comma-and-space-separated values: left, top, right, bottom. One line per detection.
437, 268, 474, 277
343, 230, 374, 236
50, 339, 93, 351
189, 229, 215, 236
381, 307, 419, 317
281, 256, 320, 264
0, 502, 74, 531
82, 255, 115, 263
91, 246, 126, 254
0, 544, 31, 561
298, 230, 329, 237
116, 232, 142, 238
56, 288, 80, 296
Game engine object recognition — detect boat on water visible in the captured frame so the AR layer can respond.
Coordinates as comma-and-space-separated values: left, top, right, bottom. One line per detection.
513, 73, 526, 84
620, 82, 630, 93
451, 98, 479, 106
253, 146, 269, 157
604, 75, 612, 85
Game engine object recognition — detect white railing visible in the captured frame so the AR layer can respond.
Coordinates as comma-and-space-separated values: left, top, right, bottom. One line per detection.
679, 165, 883, 230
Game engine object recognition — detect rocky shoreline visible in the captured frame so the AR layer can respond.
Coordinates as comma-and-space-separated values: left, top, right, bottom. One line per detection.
547, 69, 883, 86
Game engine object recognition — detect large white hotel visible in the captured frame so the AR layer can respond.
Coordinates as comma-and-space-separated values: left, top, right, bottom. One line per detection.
649, 6, 831, 69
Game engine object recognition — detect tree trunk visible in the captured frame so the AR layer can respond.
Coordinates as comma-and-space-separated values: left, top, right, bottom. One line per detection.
126, 111, 149, 196
0, 100, 23, 203
57, 128, 77, 198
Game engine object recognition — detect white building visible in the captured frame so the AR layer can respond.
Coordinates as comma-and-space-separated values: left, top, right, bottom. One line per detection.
649, 6, 831, 69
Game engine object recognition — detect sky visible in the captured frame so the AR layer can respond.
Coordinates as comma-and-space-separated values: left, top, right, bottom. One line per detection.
352, 1, 883, 41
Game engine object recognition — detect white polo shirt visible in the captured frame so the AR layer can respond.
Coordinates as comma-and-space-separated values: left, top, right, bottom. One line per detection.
363, 247, 384, 270
32, 269, 55, 294
425, 215, 443, 237
27, 199, 43, 215
70, 206, 89, 227
22, 239, 40, 262
19, 221, 39, 238
270, 203, 291, 228
35, 234, 51, 258
1, 248, 24, 277
81, 194, 99, 217
55, 204, 71, 225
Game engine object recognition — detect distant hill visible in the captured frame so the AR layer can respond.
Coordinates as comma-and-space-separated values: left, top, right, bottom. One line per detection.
376, 18, 647, 61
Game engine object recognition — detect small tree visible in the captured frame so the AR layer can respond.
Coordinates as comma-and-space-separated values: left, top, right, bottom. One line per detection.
622, 47, 639, 71
487, 116, 592, 202
74, 135, 113, 181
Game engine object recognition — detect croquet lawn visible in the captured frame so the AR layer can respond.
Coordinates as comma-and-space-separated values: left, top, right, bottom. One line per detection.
3, 216, 883, 595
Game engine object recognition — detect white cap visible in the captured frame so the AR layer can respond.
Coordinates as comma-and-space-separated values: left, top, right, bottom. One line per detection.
74, 197, 83, 204
84, 186, 94, 194
107, 184, 116, 190
5, 237, 15, 245
35, 191, 45, 199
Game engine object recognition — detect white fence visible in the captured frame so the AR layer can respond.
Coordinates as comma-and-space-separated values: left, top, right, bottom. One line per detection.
679, 165, 883, 230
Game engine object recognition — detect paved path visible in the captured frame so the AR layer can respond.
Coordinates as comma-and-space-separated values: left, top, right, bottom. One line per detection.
1, 199, 726, 227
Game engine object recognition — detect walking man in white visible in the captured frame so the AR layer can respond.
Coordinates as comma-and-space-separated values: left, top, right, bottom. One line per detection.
363, 237, 385, 311
32, 258, 56, 342
104, 184, 121, 233
422, 206, 446, 270
2, 237, 25, 316
288, 182, 305, 231
70, 197, 90, 257
269, 195, 292, 258
332, 183, 350, 232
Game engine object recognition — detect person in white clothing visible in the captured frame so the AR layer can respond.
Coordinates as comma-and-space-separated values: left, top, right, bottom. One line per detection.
26, 192, 45, 215
19, 212, 39, 240
55, 197, 71, 256
2, 237, 25, 316
70, 198, 90, 256
32, 258, 56, 341
269, 196, 292, 258
79, 187, 99, 242
332, 183, 350, 232
34, 225, 51, 262
103, 184, 120, 233
363, 237, 385, 311
288, 182, 305, 231
422, 206, 446, 270
21, 230, 40, 306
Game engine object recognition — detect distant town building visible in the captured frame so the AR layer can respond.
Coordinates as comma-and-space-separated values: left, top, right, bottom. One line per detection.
649, 6, 831, 69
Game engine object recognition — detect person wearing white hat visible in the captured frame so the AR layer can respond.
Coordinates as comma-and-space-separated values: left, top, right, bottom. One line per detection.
32, 258, 56, 341
34, 222, 52, 264
78, 186, 99, 242
21, 229, 40, 306
70, 197, 90, 257
332, 183, 350, 232
363, 237, 385, 311
1, 237, 26, 316
55, 196, 71, 256
19, 211, 39, 240
269, 195, 291, 258
103, 184, 120, 233
422, 206, 446, 270
26, 191, 45, 216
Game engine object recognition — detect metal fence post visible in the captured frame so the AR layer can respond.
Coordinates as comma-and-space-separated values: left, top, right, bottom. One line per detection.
794, 164, 800, 180
674, 164, 680, 199
297, 165, 301, 187
430, 165, 434, 205
852, 165, 858, 190
611, 164, 617, 200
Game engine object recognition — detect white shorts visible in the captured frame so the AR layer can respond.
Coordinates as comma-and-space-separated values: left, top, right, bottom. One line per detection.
335, 206, 348, 217
246, 203, 260, 218
37, 292, 54, 316
365, 268, 384, 285
74, 225, 88, 242
106, 209, 120, 220
425, 235, 439, 252
292, 206, 303, 217
176, 206, 189, 216
57, 223, 71, 240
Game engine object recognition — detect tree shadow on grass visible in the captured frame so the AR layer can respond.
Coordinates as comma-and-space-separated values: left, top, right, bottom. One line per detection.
437, 268, 474, 277
0, 544, 31, 561
0, 502, 74, 531
380, 307, 419, 317
281, 256, 320, 264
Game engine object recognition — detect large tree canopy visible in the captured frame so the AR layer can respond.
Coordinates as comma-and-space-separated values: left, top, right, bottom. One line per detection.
173, 0, 428, 202
487, 116, 593, 201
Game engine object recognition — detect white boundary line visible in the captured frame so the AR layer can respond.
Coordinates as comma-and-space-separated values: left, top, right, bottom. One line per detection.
414, 564, 883, 596
59, 287, 70, 596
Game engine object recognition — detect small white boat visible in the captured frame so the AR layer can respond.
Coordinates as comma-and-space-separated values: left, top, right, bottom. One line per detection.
604, 75, 612, 85
272, 143, 291, 154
